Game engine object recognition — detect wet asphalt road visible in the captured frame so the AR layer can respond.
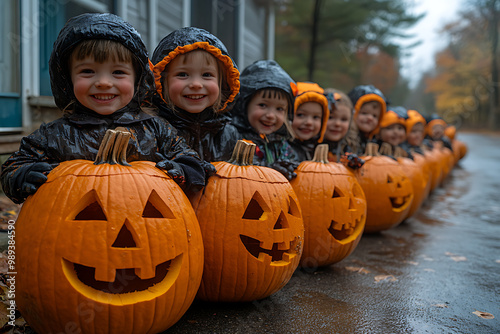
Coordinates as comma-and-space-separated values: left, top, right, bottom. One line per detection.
167, 132, 500, 334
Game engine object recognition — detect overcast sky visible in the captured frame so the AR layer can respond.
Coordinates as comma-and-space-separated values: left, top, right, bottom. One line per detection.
399, 0, 464, 87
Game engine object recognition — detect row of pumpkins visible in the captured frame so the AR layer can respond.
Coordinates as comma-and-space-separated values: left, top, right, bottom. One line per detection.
13, 128, 467, 333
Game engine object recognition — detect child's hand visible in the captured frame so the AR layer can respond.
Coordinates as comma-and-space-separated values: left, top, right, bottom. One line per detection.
269, 160, 299, 181
156, 160, 186, 186
21, 162, 53, 198
203, 161, 217, 179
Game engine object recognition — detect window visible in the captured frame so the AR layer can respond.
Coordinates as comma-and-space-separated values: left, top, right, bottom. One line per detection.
0, 0, 21, 130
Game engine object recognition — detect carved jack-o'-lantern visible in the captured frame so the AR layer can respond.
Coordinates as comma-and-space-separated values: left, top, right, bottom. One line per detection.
15, 129, 203, 334
411, 152, 432, 202
353, 143, 414, 233
190, 140, 304, 302
290, 144, 366, 268
423, 147, 443, 192
396, 156, 429, 219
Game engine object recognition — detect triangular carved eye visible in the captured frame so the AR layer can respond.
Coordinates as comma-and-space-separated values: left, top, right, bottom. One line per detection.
243, 191, 268, 220
332, 188, 343, 198
142, 190, 175, 219
273, 211, 289, 230
287, 196, 301, 217
352, 183, 363, 198
72, 190, 106, 221
112, 220, 137, 248
387, 175, 394, 184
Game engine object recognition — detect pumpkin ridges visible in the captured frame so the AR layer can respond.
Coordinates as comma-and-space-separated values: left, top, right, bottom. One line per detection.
193, 141, 303, 302
17, 129, 203, 333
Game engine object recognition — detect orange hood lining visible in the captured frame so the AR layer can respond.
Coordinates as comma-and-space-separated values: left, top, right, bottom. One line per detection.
379, 110, 406, 129
353, 93, 387, 138
426, 118, 447, 136
153, 41, 240, 112
406, 109, 426, 133
294, 91, 330, 143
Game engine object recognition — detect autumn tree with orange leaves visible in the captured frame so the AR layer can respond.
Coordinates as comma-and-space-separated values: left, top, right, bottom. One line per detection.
425, 0, 500, 129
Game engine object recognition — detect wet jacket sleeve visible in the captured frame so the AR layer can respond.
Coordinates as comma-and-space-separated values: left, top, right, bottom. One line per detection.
1, 125, 59, 204
153, 120, 207, 192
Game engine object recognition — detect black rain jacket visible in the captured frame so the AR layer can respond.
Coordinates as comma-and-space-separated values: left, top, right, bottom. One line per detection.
151, 27, 241, 162
230, 60, 299, 168
1, 13, 206, 203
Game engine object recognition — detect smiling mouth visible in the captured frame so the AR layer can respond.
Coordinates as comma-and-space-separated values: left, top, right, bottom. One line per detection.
92, 94, 116, 101
328, 217, 362, 240
62, 254, 183, 305
185, 95, 205, 100
240, 235, 296, 264
389, 195, 411, 209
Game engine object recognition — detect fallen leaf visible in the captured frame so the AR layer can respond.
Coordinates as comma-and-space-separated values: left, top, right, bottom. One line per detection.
472, 311, 494, 319
424, 268, 435, 272
405, 261, 419, 266
432, 304, 448, 308
495, 259, 500, 264
345, 266, 371, 274
374, 275, 397, 283
445, 252, 467, 262
421, 255, 434, 261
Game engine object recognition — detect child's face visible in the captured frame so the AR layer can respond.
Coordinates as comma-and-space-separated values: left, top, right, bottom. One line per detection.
71, 56, 135, 115
379, 124, 406, 147
431, 124, 445, 140
356, 101, 381, 134
165, 50, 219, 114
247, 91, 288, 135
325, 105, 351, 142
407, 122, 424, 146
292, 101, 323, 141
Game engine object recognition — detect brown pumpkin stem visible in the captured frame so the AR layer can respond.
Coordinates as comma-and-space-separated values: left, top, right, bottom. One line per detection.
312, 144, 329, 163
94, 128, 132, 166
228, 140, 256, 166
394, 146, 407, 158
379, 142, 393, 156
364, 142, 380, 156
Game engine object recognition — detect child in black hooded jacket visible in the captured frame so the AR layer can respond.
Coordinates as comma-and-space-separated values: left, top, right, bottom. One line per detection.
1, 13, 206, 204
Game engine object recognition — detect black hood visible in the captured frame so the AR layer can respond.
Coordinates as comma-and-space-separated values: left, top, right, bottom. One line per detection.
231, 60, 295, 133
151, 26, 240, 113
49, 13, 155, 110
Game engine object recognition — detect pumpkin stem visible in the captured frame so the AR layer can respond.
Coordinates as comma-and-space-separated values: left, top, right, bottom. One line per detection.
379, 142, 393, 156
393, 146, 407, 158
312, 144, 329, 163
228, 140, 256, 166
364, 142, 380, 156
94, 128, 132, 166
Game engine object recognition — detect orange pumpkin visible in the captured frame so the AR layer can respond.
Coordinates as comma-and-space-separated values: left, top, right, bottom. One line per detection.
423, 147, 443, 192
290, 144, 366, 268
452, 139, 468, 163
15, 129, 203, 334
394, 149, 429, 219
190, 140, 304, 302
353, 143, 414, 233
411, 152, 432, 202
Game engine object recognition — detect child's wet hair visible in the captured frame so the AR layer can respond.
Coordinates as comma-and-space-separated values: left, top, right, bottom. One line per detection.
69, 40, 139, 73
253, 88, 295, 138
64, 39, 140, 113
161, 49, 227, 113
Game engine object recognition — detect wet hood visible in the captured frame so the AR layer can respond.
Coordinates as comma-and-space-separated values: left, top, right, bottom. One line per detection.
49, 13, 155, 111
232, 60, 295, 133
151, 27, 240, 113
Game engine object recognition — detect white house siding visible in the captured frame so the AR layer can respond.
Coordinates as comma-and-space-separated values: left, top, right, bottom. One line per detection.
243, 0, 266, 68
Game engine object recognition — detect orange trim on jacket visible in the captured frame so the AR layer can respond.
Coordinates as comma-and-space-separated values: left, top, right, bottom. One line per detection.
153, 41, 240, 113
291, 82, 330, 143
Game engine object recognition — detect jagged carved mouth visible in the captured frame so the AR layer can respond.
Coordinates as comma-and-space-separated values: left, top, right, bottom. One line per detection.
328, 217, 362, 240
390, 195, 411, 209
61, 254, 183, 305
240, 235, 296, 264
